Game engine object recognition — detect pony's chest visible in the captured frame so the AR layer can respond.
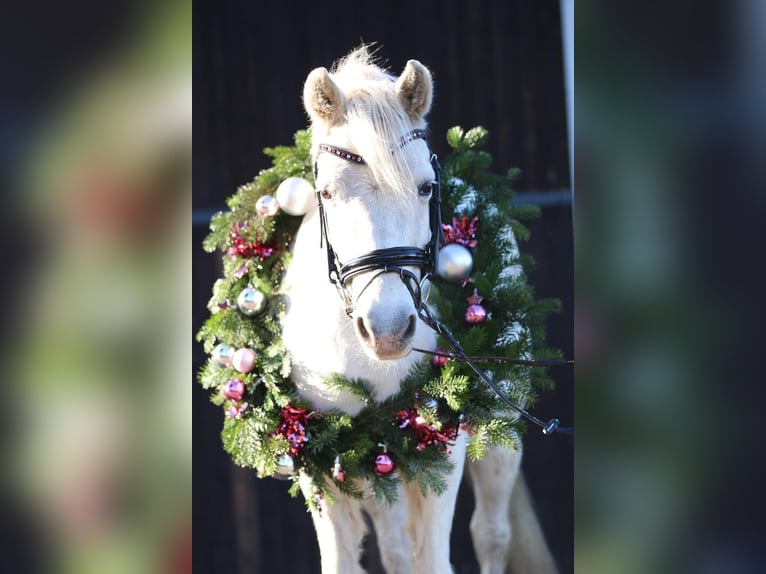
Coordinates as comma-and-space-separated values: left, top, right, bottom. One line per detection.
282, 321, 415, 415
282, 304, 435, 415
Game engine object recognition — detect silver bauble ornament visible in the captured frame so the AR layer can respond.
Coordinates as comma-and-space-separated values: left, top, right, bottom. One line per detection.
275, 177, 315, 216
274, 454, 295, 479
211, 343, 234, 368
255, 194, 280, 217
436, 244, 473, 281
423, 397, 439, 411
237, 287, 266, 316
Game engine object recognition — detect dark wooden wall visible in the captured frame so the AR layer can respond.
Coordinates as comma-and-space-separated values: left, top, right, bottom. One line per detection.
193, 0, 573, 572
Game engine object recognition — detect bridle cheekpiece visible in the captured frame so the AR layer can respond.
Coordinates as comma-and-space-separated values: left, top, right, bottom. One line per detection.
314, 129, 442, 317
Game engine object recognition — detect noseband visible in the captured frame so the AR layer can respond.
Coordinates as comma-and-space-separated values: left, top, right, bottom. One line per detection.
312, 129, 573, 436
314, 129, 442, 317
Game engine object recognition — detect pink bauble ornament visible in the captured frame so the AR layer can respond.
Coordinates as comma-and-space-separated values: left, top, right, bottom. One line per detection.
224, 379, 246, 402
225, 402, 249, 419
432, 347, 449, 368
374, 453, 395, 476
232, 348, 257, 373
255, 194, 280, 217
465, 304, 487, 324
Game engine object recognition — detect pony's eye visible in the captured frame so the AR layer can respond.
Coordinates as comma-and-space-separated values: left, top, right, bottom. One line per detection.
418, 182, 434, 197
320, 189, 333, 200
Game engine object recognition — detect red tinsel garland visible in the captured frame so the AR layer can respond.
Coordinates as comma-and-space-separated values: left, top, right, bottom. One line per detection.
274, 404, 311, 456
228, 222, 280, 260
396, 407, 459, 452
442, 215, 479, 248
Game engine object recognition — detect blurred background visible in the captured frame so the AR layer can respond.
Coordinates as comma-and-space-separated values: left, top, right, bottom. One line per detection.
576, 1, 766, 573
193, 1, 573, 573
1, 1, 191, 573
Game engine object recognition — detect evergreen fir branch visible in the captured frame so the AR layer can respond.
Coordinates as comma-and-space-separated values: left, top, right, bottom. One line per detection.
221, 417, 263, 468
424, 372, 471, 412
508, 203, 541, 222
463, 126, 489, 149
369, 474, 401, 507
466, 426, 490, 461
446, 126, 465, 150
323, 373, 376, 405
506, 166, 523, 181
410, 453, 453, 498
197, 361, 230, 390
288, 479, 302, 498
333, 478, 367, 501
485, 418, 523, 451
202, 211, 231, 252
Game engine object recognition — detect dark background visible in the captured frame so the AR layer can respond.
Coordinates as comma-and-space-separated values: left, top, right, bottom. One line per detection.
193, 0, 573, 572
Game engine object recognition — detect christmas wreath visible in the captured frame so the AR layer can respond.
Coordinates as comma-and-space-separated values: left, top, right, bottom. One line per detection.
197, 126, 561, 509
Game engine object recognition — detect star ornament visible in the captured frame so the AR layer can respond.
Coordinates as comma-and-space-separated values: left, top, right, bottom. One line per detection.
466, 290, 484, 305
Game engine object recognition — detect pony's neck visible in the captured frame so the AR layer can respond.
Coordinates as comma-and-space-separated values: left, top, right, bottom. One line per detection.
281, 209, 435, 416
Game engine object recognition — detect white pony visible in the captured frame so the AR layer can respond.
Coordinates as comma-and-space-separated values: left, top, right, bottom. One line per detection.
281, 48, 557, 574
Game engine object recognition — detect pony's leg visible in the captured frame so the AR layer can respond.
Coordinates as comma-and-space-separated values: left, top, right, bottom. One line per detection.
299, 474, 367, 574
407, 434, 467, 574
467, 445, 558, 574
506, 473, 558, 574
466, 445, 520, 574
363, 483, 414, 574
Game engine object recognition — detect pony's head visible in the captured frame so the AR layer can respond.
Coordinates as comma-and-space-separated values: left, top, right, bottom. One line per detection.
303, 48, 436, 361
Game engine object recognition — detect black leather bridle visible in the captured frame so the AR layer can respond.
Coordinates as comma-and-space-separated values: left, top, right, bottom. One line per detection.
314, 129, 442, 317
312, 130, 573, 436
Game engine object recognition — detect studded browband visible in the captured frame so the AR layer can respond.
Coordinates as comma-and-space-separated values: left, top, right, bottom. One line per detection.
316, 129, 428, 164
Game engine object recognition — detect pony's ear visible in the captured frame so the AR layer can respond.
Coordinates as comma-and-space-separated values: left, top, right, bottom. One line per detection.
303, 67, 346, 125
395, 60, 433, 120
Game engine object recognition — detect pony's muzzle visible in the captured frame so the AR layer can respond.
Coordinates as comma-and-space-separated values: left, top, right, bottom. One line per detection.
355, 311, 417, 360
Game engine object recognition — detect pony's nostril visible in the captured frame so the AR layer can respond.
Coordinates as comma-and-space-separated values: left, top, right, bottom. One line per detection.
402, 314, 416, 340
356, 317, 371, 341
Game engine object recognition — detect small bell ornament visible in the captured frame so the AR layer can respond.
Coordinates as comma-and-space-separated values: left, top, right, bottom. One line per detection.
234, 265, 249, 279
331, 456, 346, 482
232, 348, 257, 373
437, 244, 473, 281
255, 194, 280, 217
275, 177, 315, 216
374, 445, 395, 477
465, 290, 487, 324
225, 402, 249, 419
313, 489, 325, 517
211, 343, 234, 368
274, 453, 295, 479
223, 379, 246, 402
237, 286, 266, 316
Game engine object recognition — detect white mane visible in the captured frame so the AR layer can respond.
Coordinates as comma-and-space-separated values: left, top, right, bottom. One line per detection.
318, 47, 427, 197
